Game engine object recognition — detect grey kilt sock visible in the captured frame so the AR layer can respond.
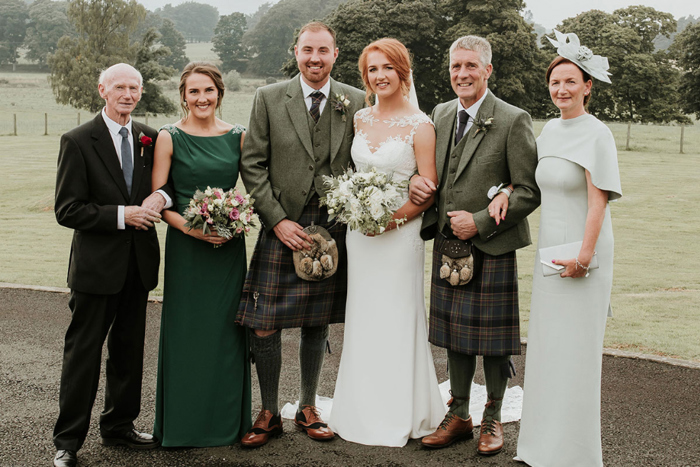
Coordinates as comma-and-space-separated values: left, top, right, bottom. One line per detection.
447, 349, 477, 420
483, 355, 512, 422
299, 325, 329, 408
249, 330, 282, 415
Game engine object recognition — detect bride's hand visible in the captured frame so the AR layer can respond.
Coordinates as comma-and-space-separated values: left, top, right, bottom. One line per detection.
488, 193, 509, 225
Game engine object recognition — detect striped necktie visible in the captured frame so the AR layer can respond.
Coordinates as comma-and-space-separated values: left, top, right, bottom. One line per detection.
119, 127, 133, 195
309, 91, 324, 123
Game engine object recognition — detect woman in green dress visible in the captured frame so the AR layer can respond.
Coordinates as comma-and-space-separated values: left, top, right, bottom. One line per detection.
151, 62, 252, 446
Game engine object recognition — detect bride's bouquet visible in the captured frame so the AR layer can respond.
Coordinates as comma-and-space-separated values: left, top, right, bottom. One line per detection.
182, 186, 256, 246
320, 167, 408, 235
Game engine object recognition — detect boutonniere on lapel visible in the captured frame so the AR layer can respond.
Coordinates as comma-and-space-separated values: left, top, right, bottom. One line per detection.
332, 93, 351, 122
473, 117, 494, 138
138, 132, 153, 157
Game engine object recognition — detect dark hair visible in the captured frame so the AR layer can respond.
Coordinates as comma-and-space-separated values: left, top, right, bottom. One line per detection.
358, 38, 412, 106
546, 56, 592, 106
179, 62, 225, 119
297, 21, 336, 48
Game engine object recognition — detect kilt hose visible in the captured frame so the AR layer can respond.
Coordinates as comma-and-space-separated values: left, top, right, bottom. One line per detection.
236, 196, 347, 330
429, 238, 521, 356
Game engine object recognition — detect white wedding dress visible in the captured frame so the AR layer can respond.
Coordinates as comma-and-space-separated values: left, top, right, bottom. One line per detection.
329, 108, 445, 447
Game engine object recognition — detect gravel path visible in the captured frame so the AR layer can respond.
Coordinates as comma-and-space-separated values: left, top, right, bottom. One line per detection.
1, 287, 699, 466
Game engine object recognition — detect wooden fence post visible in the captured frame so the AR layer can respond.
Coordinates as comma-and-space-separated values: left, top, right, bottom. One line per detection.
13, 114, 17, 136
145, 113, 149, 126
77, 112, 80, 126
625, 122, 631, 151
44, 113, 48, 136
680, 124, 685, 154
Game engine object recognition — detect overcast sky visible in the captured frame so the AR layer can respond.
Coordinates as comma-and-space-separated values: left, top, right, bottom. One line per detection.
139, 0, 700, 29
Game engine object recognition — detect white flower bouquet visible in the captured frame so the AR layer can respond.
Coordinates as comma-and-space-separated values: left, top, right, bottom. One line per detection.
320, 167, 408, 235
182, 186, 256, 247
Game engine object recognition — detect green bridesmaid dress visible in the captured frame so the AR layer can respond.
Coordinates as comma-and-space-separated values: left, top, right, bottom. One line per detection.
154, 124, 252, 447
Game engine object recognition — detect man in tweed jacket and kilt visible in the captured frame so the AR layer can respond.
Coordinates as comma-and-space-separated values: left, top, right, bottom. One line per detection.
235, 22, 364, 447
410, 36, 540, 455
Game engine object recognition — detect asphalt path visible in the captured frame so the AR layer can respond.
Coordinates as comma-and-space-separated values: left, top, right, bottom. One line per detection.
1, 287, 699, 466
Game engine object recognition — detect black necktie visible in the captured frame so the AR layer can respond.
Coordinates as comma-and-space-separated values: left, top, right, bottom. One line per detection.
309, 91, 324, 123
455, 110, 469, 145
119, 127, 133, 195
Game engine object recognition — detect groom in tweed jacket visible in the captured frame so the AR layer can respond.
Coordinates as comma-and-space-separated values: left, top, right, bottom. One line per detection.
236, 22, 364, 447
410, 36, 539, 455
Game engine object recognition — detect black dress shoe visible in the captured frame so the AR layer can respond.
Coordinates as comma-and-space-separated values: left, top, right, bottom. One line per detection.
100, 429, 160, 450
53, 450, 77, 467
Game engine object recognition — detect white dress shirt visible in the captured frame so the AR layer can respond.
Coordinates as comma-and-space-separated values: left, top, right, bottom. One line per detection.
456, 88, 489, 141
101, 109, 133, 230
300, 75, 331, 114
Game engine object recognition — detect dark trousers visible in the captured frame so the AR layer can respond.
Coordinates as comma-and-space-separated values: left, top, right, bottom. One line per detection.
53, 253, 149, 452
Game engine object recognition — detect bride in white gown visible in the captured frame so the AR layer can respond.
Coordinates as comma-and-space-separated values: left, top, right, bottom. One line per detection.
329, 38, 445, 447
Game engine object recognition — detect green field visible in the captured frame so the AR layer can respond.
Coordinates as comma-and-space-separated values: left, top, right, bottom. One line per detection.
1, 70, 699, 361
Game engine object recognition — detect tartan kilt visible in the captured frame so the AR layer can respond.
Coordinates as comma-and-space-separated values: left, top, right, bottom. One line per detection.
429, 239, 521, 356
236, 196, 347, 330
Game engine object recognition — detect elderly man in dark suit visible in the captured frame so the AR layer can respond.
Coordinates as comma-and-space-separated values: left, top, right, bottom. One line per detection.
52, 63, 169, 467
410, 36, 540, 455
235, 22, 364, 448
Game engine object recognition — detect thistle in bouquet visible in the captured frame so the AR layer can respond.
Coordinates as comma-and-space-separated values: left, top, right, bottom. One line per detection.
320, 167, 408, 235
182, 186, 256, 247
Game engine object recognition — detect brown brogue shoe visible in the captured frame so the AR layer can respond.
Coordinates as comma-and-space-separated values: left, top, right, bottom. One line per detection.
294, 405, 334, 441
421, 412, 474, 449
241, 410, 283, 448
477, 418, 504, 455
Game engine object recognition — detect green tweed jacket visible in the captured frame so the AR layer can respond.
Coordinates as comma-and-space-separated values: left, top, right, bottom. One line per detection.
421, 91, 540, 256
240, 75, 365, 232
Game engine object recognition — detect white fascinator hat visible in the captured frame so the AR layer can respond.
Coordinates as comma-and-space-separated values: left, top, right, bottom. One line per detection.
547, 30, 612, 84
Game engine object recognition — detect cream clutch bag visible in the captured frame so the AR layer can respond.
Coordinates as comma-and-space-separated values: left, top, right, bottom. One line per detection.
539, 241, 599, 277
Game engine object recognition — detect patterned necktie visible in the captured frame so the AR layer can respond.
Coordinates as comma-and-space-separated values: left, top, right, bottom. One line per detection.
119, 127, 133, 196
309, 91, 324, 123
455, 110, 469, 145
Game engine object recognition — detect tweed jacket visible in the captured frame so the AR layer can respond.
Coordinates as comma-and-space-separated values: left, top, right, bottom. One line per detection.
421, 91, 540, 256
240, 75, 365, 232
54, 114, 161, 294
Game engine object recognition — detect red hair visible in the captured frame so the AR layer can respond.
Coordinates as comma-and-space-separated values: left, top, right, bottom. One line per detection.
358, 38, 412, 106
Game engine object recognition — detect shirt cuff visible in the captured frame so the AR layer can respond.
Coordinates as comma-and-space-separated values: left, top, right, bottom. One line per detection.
156, 189, 173, 209
118, 205, 125, 230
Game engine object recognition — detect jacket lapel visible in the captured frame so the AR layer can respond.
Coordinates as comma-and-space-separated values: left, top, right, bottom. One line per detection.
285, 76, 315, 161
130, 121, 145, 203
434, 100, 457, 185
329, 79, 348, 163
454, 91, 496, 180
91, 114, 130, 201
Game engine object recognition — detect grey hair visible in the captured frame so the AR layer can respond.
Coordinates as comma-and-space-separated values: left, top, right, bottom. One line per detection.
449, 36, 492, 67
98, 63, 143, 87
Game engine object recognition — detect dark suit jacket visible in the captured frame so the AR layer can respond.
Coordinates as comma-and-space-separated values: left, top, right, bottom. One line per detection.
421, 92, 540, 256
54, 114, 160, 295
240, 75, 365, 231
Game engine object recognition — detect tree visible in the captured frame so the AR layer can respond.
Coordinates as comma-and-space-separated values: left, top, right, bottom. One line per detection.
134, 28, 177, 116
672, 22, 700, 118
23, 0, 73, 66
212, 13, 248, 73
0, 0, 29, 65
48, 0, 146, 112
244, 0, 346, 77
246, 2, 272, 31
159, 18, 189, 70
155, 2, 219, 42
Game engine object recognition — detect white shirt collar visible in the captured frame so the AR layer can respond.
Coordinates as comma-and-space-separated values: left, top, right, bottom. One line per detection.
102, 108, 133, 136
457, 88, 489, 120
300, 75, 331, 100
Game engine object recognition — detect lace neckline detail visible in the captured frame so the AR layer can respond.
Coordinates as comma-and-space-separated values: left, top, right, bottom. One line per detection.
354, 108, 432, 153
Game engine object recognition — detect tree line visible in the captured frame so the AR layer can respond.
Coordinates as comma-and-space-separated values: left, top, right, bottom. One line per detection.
1, 0, 699, 126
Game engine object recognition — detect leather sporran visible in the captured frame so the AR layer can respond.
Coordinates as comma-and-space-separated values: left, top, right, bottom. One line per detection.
437, 232, 474, 286
293, 224, 338, 281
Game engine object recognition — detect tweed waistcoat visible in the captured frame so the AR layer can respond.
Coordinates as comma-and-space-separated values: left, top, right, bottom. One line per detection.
304, 104, 333, 203
437, 127, 470, 232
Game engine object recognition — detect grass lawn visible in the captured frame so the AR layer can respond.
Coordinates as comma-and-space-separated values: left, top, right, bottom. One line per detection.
1, 71, 699, 361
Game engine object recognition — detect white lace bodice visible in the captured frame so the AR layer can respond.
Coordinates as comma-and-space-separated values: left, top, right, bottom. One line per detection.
351, 108, 433, 183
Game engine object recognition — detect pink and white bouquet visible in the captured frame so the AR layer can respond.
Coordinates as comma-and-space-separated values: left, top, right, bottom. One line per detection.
182, 186, 256, 246
320, 167, 408, 235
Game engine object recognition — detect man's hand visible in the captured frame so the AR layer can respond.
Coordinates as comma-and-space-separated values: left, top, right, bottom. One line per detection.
125, 206, 161, 230
448, 210, 478, 240
273, 219, 313, 251
408, 174, 437, 205
141, 192, 166, 213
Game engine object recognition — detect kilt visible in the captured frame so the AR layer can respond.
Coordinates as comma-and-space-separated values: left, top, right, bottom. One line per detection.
429, 239, 521, 356
236, 196, 347, 330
